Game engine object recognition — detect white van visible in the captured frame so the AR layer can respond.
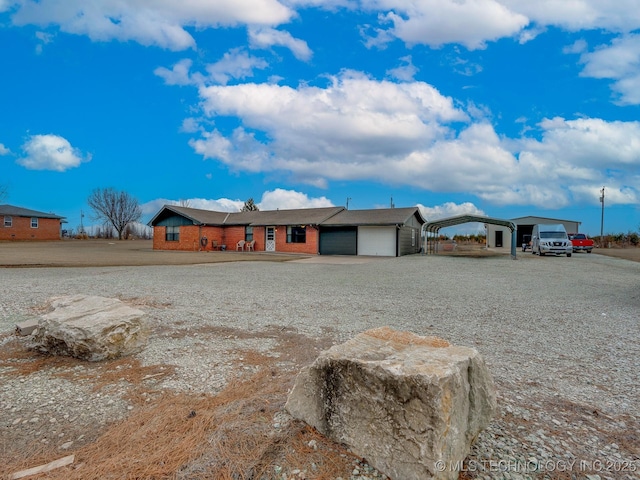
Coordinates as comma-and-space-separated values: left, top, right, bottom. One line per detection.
531, 224, 572, 257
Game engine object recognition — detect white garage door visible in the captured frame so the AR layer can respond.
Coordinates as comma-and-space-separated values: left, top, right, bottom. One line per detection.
358, 226, 396, 256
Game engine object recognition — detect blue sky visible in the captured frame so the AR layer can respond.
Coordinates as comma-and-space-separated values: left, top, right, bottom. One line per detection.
1, 0, 640, 236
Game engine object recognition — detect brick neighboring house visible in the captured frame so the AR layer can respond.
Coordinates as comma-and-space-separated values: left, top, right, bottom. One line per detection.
0, 204, 66, 241
149, 205, 425, 257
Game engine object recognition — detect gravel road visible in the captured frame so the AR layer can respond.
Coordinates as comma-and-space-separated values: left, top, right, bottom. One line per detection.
1, 253, 639, 479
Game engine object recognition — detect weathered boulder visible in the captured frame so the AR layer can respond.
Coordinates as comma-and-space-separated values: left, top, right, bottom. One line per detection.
32, 294, 147, 361
15, 317, 39, 336
285, 327, 496, 480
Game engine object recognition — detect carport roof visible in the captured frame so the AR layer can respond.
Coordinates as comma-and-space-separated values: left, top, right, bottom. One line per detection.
424, 214, 515, 233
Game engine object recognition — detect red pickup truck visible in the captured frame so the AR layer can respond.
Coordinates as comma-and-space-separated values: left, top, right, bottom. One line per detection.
568, 233, 594, 253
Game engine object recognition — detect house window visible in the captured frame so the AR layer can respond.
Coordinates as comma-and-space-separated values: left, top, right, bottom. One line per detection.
3, 216, 11, 227
411, 228, 416, 247
245, 226, 253, 242
165, 225, 179, 242
31, 217, 38, 228
287, 226, 306, 243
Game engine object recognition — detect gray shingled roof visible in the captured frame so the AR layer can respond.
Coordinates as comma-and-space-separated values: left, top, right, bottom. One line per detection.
222, 210, 271, 226
147, 205, 231, 226
149, 205, 345, 227
320, 207, 424, 226
149, 205, 427, 228
246, 207, 345, 226
0, 204, 64, 220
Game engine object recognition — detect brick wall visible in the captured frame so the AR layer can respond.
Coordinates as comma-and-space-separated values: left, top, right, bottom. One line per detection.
200, 226, 225, 250
273, 226, 319, 254
152, 224, 320, 255
152, 225, 205, 251
0, 216, 62, 241
153, 225, 234, 251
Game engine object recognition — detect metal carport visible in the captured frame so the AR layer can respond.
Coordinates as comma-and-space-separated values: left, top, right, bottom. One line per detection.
422, 215, 517, 259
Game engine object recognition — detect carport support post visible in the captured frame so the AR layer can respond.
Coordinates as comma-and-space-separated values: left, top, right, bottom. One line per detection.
511, 229, 517, 259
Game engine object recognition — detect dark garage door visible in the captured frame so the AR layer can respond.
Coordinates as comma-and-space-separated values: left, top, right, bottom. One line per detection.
319, 227, 357, 255
517, 225, 534, 246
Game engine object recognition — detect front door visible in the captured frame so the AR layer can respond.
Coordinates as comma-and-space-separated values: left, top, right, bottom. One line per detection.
495, 230, 503, 248
265, 226, 276, 252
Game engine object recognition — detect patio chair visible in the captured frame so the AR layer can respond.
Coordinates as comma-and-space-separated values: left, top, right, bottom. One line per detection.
246, 240, 255, 251
236, 240, 246, 251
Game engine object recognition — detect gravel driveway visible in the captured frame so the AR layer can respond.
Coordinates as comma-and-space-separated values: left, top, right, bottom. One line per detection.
1, 253, 639, 479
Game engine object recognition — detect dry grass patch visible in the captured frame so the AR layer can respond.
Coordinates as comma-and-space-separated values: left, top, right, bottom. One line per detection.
0, 335, 80, 375
2, 367, 363, 480
0, 337, 174, 389
1, 326, 368, 480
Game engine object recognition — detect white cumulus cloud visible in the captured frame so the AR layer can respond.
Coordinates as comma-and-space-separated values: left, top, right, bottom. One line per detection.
417, 201, 486, 221
193, 71, 467, 187
142, 188, 334, 216
18, 134, 90, 172
362, 0, 529, 50
417, 201, 488, 234
186, 70, 640, 209
141, 197, 244, 215
248, 26, 313, 61
501, 0, 640, 33
386, 55, 418, 81
257, 188, 334, 210
501, 117, 640, 207
205, 48, 270, 85
578, 34, 640, 105
9, 0, 294, 50
154, 58, 195, 86
155, 50, 270, 87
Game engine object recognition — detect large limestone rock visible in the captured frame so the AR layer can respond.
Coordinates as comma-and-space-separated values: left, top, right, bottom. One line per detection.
285, 327, 496, 480
32, 294, 147, 361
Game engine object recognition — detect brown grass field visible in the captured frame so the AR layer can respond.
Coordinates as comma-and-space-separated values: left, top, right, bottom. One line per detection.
0, 239, 298, 267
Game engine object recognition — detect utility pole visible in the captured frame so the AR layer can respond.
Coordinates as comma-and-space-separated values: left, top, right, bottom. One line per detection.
599, 186, 605, 247
346, 197, 351, 210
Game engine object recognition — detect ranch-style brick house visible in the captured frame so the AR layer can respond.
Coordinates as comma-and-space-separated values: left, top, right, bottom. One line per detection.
149, 205, 426, 257
0, 204, 66, 241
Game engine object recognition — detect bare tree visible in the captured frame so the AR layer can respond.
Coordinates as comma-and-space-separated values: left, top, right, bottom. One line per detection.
0, 183, 8, 202
87, 188, 142, 240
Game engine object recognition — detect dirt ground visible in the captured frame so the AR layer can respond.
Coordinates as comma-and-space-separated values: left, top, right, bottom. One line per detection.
584, 245, 640, 262
1, 239, 638, 266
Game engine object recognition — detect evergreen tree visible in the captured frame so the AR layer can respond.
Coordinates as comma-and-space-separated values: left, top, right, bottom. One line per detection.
241, 198, 259, 212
